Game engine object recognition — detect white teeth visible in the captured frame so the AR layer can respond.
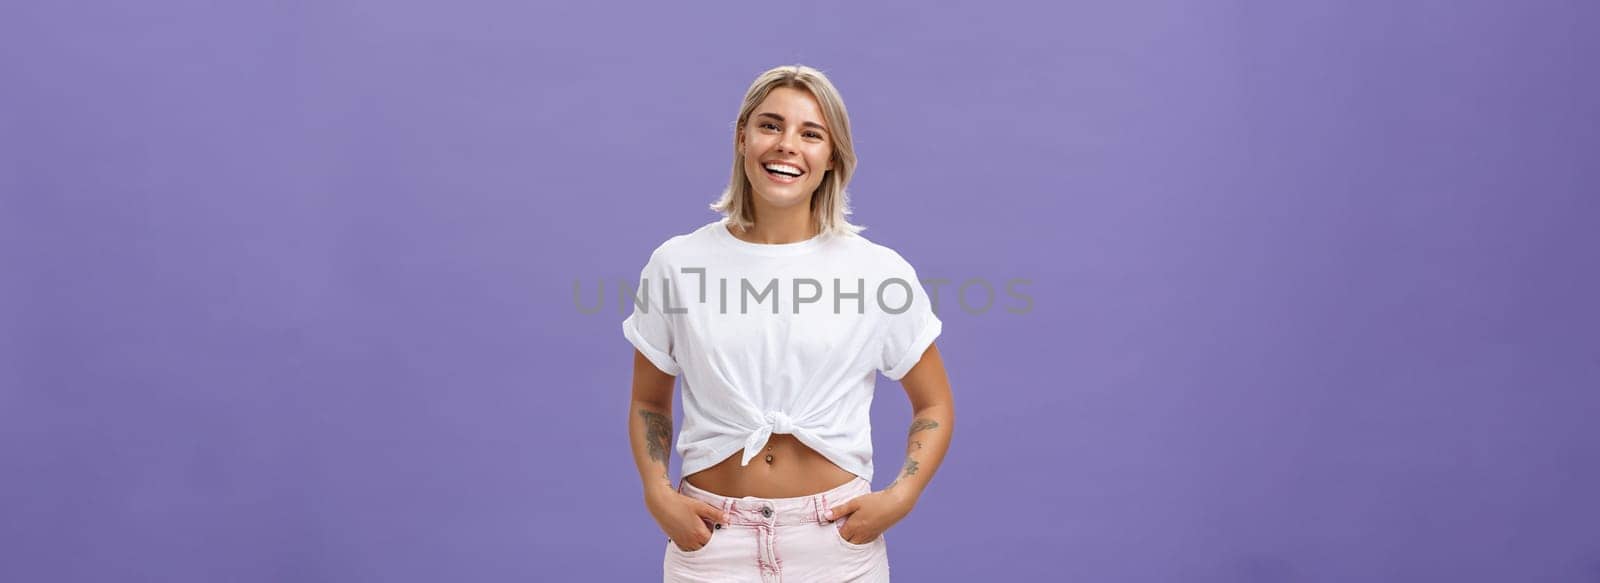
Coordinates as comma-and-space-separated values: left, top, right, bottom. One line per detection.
763, 163, 803, 177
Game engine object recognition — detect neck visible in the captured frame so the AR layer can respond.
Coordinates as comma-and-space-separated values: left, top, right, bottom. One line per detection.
735, 200, 818, 244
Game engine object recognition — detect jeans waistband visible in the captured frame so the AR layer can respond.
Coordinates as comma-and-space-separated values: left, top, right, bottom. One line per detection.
676, 476, 871, 527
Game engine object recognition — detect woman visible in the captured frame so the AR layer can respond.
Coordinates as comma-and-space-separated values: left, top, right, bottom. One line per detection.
624, 64, 954, 582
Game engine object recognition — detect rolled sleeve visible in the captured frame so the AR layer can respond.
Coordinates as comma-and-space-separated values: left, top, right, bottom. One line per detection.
877, 259, 942, 381
622, 251, 682, 376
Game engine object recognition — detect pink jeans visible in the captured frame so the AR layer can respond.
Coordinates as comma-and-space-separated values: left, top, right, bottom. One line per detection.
664, 476, 891, 582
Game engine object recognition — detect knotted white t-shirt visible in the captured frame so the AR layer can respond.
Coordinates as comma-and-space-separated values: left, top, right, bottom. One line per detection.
622, 218, 942, 482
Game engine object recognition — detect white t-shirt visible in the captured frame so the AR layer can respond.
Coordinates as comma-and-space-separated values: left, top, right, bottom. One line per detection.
622, 217, 942, 482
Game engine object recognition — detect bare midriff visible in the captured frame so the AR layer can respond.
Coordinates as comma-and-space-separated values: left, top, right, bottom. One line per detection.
682, 434, 858, 499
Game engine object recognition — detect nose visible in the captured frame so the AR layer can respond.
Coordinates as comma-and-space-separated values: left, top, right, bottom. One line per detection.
775, 130, 799, 154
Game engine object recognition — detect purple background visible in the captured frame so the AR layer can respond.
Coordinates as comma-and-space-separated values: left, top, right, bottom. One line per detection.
4, 1, 1598, 581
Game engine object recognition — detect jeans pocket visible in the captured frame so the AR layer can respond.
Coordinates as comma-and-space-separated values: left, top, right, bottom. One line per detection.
832, 519, 878, 551
668, 526, 717, 556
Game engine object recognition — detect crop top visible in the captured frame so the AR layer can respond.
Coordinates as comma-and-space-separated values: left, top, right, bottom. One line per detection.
622, 217, 942, 482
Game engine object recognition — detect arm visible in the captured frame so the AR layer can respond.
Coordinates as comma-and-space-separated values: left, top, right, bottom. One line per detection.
829, 342, 955, 543
629, 348, 728, 551
628, 348, 678, 497
886, 342, 954, 501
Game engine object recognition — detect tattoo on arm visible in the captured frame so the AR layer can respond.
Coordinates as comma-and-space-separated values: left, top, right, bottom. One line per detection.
888, 419, 937, 491
638, 409, 673, 466
888, 458, 921, 490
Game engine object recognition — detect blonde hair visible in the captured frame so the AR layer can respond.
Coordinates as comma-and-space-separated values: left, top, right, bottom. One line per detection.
711, 64, 863, 237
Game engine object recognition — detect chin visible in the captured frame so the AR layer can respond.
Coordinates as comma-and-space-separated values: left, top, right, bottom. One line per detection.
752, 188, 814, 210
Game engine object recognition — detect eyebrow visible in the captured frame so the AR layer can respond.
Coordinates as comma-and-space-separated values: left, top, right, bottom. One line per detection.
754, 112, 828, 134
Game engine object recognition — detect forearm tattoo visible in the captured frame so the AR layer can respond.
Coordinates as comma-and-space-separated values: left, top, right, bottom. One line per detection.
638, 409, 673, 466
900, 458, 920, 477
888, 418, 939, 491
888, 457, 922, 491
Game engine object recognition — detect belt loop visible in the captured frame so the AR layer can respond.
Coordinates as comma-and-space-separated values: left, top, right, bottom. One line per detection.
814, 493, 828, 523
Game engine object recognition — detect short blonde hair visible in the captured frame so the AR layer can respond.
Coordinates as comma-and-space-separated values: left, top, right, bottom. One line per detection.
711, 64, 863, 237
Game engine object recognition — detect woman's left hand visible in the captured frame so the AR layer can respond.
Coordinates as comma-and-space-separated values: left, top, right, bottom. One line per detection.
826, 489, 916, 544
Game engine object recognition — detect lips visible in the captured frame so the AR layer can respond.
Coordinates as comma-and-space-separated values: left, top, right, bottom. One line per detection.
762, 161, 804, 177
762, 167, 801, 184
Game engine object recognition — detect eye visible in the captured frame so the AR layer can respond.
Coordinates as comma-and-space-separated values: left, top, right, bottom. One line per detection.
760, 122, 780, 131
804, 131, 823, 140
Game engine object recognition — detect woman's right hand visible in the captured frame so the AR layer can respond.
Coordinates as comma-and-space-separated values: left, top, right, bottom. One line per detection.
645, 487, 728, 552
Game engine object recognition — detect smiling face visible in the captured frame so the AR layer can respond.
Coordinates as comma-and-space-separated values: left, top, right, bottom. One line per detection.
738, 86, 835, 213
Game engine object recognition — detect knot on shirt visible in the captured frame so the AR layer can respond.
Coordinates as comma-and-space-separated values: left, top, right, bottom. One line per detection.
739, 410, 799, 466
763, 410, 795, 434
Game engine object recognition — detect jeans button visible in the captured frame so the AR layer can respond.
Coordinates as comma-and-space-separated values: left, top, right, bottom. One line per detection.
761, 506, 772, 518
